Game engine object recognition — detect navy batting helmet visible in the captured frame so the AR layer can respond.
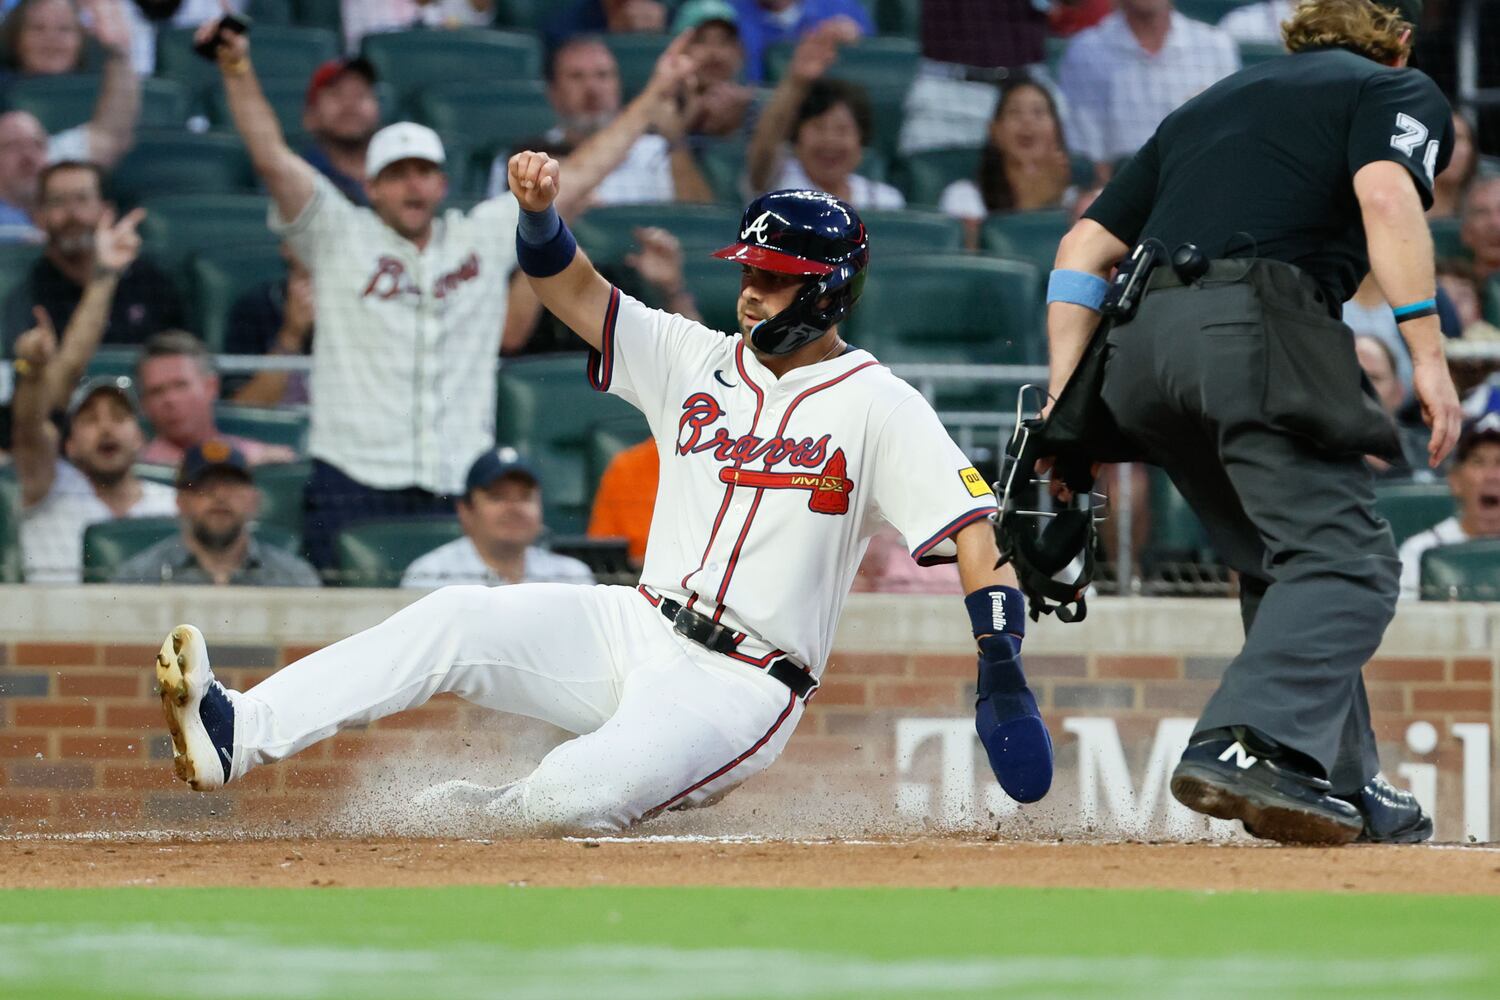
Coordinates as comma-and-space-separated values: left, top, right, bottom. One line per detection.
711, 189, 869, 356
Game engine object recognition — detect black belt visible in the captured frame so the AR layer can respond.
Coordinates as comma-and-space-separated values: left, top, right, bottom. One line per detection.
1145, 258, 1337, 318
658, 597, 817, 700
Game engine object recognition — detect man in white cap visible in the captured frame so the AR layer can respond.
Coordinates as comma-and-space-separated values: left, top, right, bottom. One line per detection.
200, 16, 524, 573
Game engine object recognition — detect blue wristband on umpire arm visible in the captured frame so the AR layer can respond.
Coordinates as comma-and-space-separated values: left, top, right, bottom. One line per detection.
1392, 297, 1438, 323
964, 585, 1026, 641
516, 204, 578, 278
1046, 269, 1109, 311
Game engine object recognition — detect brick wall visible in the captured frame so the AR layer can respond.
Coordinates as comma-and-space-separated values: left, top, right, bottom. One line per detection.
1, 588, 1496, 840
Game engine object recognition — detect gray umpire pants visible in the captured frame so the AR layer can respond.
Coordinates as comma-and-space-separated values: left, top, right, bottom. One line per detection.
1099, 259, 1401, 794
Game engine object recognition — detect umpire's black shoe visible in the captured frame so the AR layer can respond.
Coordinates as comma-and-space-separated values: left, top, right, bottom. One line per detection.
1170, 729, 1363, 845
1336, 775, 1434, 844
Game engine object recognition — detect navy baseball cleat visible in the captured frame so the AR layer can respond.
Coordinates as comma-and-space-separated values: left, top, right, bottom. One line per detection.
155, 625, 237, 790
1170, 728, 1363, 845
974, 637, 1053, 803
1337, 775, 1434, 844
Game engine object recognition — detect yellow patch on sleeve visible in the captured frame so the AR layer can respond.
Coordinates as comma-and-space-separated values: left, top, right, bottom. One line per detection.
959, 466, 992, 499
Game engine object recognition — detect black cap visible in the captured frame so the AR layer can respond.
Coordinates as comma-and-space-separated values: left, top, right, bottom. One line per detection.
177, 438, 252, 488
464, 446, 539, 495
66, 374, 138, 421
1455, 412, 1500, 464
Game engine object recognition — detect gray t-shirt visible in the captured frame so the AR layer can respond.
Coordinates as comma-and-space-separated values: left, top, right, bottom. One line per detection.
113, 534, 321, 587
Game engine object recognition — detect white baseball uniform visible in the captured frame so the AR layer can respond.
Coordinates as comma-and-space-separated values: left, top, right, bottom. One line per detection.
221, 288, 996, 832
271, 174, 519, 495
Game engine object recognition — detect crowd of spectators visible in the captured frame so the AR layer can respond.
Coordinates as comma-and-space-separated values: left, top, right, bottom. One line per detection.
0, 0, 1494, 597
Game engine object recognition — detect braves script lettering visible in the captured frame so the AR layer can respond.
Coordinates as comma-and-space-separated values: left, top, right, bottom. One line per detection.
362, 253, 482, 301
676, 393, 829, 468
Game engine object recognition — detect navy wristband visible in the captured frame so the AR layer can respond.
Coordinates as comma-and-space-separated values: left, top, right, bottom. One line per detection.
516, 215, 577, 278
964, 586, 1025, 640
518, 204, 561, 245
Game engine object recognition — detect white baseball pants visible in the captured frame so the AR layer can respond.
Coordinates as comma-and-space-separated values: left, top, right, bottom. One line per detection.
228, 584, 805, 832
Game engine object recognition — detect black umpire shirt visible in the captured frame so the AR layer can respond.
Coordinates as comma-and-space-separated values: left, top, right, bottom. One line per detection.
1086, 47, 1454, 306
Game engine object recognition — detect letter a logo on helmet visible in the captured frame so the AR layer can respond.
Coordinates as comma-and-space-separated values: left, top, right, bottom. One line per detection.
711, 189, 870, 357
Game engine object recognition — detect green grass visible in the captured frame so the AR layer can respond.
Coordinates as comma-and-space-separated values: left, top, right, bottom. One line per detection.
2, 886, 1498, 999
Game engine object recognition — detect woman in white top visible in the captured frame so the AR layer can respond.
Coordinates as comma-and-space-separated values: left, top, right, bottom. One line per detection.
939, 75, 1074, 248
744, 19, 904, 210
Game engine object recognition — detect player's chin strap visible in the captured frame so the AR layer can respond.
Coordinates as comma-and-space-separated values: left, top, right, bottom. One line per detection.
992, 388, 1106, 624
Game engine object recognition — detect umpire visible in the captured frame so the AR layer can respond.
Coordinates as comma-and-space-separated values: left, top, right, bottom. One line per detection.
1044, 0, 1462, 844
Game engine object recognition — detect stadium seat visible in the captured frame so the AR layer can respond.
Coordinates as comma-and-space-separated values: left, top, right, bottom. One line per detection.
763, 38, 920, 156
189, 244, 289, 352
205, 77, 312, 145
139, 194, 276, 277
155, 26, 339, 107
215, 404, 309, 451
0, 468, 22, 583
0, 243, 41, 306
1145, 467, 1214, 568
861, 209, 965, 254
1373, 482, 1456, 547
335, 517, 464, 588
292, 0, 342, 34
2, 75, 187, 132
980, 209, 1071, 271
604, 34, 670, 100
681, 255, 743, 335
247, 0, 293, 24
1430, 217, 1465, 260
873, 0, 920, 37
586, 416, 652, 498
360, 29, 542, 113
84, 517, 300, 583
847, 254, 1044, 365
492, 0, 540, 29
893, 146, 981, 208
572, 203, 740, 268
1237, 41, 1287, 68
133, 463, 176, 487
1418, 539, 1500, 602
495, 354, 644, 535
85, 347, 138, 381
417, 79, 556, 166
1176, 0, 1255, 24
696, 139, 746, 204
107, 132, 257, 208
252, 461, 310, 540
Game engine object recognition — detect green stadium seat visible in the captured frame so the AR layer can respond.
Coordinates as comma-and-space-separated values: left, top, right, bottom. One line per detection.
1431, 217, 1466, 261
215, 404, 309, 451
155, 26, 339, 107
1044, 37, 1067, 75
847, 254, 1044, 365
1373, 481, 1456, 547
0, 243, 41, 306
495, 355, 644, 535
980, 208, 1071, 271
252, 460, 310, 539
861, 209, 964, 254
84, 517, 300, 583
1176, 0, 1256, 24
417, 79, 556, 168
764, 38, 920, 156
107, 132, 257, 208
360, 29, 542, 113
492, 0, 540, 29
681, 255, 743, 335
205, 77, 312, 145
2, 75, 187, 132
1070, 152, 1096, 188
0, 468, 23, 583
873, 0, 919, 37
604, 34, 670, 100
697, 139, 746, 204
335, 517, 463, 588
85, 347, 138, 380
248, 0, 294, 24
292, 0, 342, 34
586, 416, 651, 497
189, 244, 288, 352
139, 194, 276, 277
1237, 41, 1287, 68
894, 146, 981, 208
572, 203, 740, 269
1418, 539, 1500, 602
1145, 467, 1213, 567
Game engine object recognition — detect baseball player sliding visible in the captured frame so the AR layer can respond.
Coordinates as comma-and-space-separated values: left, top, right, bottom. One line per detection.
154, 154, 1054, 832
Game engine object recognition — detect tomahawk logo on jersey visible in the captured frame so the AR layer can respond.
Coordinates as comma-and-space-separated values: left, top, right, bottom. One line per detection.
589, 287, 996, 677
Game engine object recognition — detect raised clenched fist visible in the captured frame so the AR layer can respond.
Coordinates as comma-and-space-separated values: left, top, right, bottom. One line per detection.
507, 151, 562, 213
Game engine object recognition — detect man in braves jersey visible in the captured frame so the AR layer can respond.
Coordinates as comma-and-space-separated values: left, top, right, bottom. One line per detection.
204, 17, 529, 573
153, 160, 1053, 833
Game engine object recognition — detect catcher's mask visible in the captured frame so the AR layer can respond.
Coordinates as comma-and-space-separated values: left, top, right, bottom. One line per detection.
993, 387, 1107, 623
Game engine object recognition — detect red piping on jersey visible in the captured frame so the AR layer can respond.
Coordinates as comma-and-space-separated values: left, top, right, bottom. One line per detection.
642, 689, 798, 820
711, 358, 881, 619
636, 584, 661, 606
681, 341, 764, 600
586, 287, 622, 392
913, 506, 996, 566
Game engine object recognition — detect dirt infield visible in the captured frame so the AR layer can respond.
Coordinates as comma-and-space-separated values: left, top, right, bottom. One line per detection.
4, 837, 1499, 894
